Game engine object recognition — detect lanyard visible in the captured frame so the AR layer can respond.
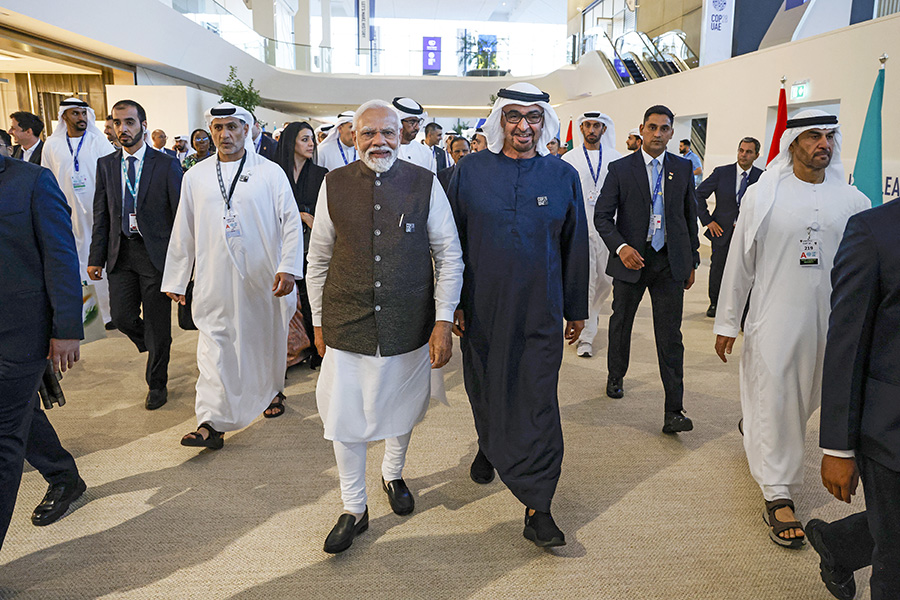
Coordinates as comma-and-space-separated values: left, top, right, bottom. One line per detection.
255, 135, 262, 153
121, 151, 146, 204
651, 163, 664, 206
216, 152, 248, 211
583, 145, 603, 189
337, 141, 356, 165
66, 134, 87, 172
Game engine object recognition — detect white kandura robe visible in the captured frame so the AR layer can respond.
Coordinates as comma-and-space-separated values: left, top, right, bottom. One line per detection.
563, 144, 622, 346
397, 141, 436, 173
307, 176, 463, 443
714, 175, 869, 490
315, 139, 357, 172
42, 132, 115, 322
161, 151, 304, 431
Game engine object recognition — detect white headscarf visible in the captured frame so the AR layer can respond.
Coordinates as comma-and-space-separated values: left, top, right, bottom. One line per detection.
392, 97, 428, 123
204, 102, 255, 153
573, 111, 616, 151
483, 83, 559, 156
50, 97, 102, 141
741, 108, 842, 250
627, 127, 641, 139
320, 111, 355, 147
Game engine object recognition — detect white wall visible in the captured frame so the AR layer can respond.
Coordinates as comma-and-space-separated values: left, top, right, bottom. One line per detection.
554, 13, 900, 204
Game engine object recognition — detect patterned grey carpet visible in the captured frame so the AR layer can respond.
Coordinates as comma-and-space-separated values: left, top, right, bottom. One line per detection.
0, 253, 870, 599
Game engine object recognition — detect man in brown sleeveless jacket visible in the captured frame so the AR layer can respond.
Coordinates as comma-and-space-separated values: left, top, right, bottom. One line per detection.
306, 99, 464, 554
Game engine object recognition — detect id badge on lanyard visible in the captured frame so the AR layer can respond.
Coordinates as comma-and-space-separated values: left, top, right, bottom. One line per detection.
67, 134, 88, 194
218, 153, 248, 238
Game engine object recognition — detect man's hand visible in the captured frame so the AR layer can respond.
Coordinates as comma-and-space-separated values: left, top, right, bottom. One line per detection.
715, 335, 736, 363
565, 320, 584, 345
166, 292, 186, 305
684, 268, 695, 290
314, 326, 326, 358
619, 245, 645, 270
707, 221, 724, 237
821, 455, 859, 504
48, 339, 80, 373
452, 309, 466, 337
272, 272, 295, 297
87, 266, 103, 281
300, 212, 315, 229
429, 321, 453, 368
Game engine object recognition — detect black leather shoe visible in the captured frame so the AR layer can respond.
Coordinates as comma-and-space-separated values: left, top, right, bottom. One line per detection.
806, 519, 857, 600
32, 477, 86, 526
323, 508, 369, 554
104, 322, 117, 331
706, 304, 717, 318
470, 449, 495, 484
523, 509, 566, 548
146, 388, 168, 410
662, 411, 693, 434
382, 477, 414, 515
606, 377, 624, 399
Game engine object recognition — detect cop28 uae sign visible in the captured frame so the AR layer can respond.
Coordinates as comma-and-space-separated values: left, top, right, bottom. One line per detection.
423, 37, 441, 74
699, 0, 735, 67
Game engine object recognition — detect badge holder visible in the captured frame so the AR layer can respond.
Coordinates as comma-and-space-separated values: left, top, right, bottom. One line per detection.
799, 227, 820, 266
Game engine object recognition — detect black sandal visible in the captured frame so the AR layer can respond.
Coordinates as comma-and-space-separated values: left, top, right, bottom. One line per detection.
264, 392, 286, 419
181, 422, 224, 450
763, 499, 805, 549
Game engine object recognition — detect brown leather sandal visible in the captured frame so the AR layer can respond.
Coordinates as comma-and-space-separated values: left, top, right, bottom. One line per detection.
180, 422, 224, 450
763, 499, 805, 549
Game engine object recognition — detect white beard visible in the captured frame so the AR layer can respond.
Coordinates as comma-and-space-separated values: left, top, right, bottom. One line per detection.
362, 145, 398, 173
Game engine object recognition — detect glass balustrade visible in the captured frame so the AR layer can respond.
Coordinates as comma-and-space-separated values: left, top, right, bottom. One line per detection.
652, 30, 699, 70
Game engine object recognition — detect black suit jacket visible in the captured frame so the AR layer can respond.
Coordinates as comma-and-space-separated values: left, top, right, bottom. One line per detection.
821, 200, 900, 471
695, 162, 762, 245
153, 147, 177, 158
437, 165, 456, 194
594, 150, 700, 283
11, 140, 43, 165
0, 156, 83, 364
89, 147, 182, 274
258, 135, 277, 162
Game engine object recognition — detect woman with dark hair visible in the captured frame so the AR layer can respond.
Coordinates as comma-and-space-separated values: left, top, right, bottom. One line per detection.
181, 128, 213, 171
265, 121, 328, 418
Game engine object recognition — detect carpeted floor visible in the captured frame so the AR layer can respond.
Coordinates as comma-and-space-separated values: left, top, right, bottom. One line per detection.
0, 253, 870, 599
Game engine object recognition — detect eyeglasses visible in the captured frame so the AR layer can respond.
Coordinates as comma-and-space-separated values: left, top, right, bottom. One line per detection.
401, 117, 424, 126
194, 137, 210, 142
502, 110, 544, 125
358, 129, 398, 141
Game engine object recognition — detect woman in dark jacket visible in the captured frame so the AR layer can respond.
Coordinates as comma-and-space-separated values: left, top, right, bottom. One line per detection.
267, 121, 329, 416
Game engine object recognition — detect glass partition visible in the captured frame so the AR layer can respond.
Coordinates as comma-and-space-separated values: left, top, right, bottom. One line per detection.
653, 30, 699, 70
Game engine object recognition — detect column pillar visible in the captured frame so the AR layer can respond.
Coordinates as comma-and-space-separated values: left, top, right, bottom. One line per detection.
294, 0, 311, 70
252, 0, 277, 65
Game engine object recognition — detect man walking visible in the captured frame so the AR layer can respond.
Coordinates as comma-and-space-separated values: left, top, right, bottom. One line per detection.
594, 105, 700, 434
88, 100, 182, 410
448, 82, 588, 547
695, 137, 762, 317
307, 99, 463, 553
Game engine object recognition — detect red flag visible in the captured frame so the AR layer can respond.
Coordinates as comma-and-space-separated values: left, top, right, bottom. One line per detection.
766, 84, 787, 165
565, 119, 573, 152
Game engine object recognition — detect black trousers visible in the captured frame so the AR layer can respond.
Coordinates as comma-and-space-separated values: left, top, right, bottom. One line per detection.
817, 455, 900, 600
108, 236, 172, 390
708, 229, 733, 306
607, 246, 685, 413
0, 358, 78, 551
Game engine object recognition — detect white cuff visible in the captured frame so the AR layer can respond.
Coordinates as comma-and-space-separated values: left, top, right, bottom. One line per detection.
822, 448, 856, 459
615, 243, 627, 256
435, 308, 455, 323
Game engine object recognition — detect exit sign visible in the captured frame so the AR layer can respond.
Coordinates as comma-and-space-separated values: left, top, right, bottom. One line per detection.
791, 81, 809, 100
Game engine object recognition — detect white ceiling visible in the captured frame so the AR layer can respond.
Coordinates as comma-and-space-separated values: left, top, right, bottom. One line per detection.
0, 47, 99, 75
327, 0, 564, 23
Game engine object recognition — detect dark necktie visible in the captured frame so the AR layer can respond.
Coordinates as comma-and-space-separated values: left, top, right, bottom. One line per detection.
737, 171, 749, 208
123, 156, 136, 237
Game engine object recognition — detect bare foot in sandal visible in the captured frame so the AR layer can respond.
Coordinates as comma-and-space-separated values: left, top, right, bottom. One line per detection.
264, 392, 286, 418
774, 505, 804, 541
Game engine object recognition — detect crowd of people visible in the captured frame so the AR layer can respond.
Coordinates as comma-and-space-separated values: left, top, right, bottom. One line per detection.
0, 82, 897, 599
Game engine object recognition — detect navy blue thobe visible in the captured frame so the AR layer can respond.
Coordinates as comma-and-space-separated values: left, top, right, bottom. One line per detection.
448, 150, 589, 512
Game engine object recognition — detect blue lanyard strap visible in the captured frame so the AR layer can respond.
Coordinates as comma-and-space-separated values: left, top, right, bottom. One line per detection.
337, 141, 356, 165
66, 134, 87, 172
121, 152, 146, 202
582, 145, 603, 188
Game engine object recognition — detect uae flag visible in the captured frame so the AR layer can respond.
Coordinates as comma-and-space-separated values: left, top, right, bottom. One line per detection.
766, 83, 787, 165
853, 62, 885, 206
565, 119, 573, 152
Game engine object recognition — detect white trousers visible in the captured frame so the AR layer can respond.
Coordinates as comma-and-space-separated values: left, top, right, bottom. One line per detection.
332, 432, 412, 514
578, 235, 613, 346
761, 484, 795, 502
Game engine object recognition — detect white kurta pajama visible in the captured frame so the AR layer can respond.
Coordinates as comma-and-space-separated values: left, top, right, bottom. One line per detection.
715, 175, 868, 500
161, 150, 303, 431
307, 175, 463, 513
42, 132, 115, 322
563, 143, 622, 347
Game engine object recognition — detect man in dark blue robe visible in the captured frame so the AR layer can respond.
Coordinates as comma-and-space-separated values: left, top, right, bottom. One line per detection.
447, 83, 589, 548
